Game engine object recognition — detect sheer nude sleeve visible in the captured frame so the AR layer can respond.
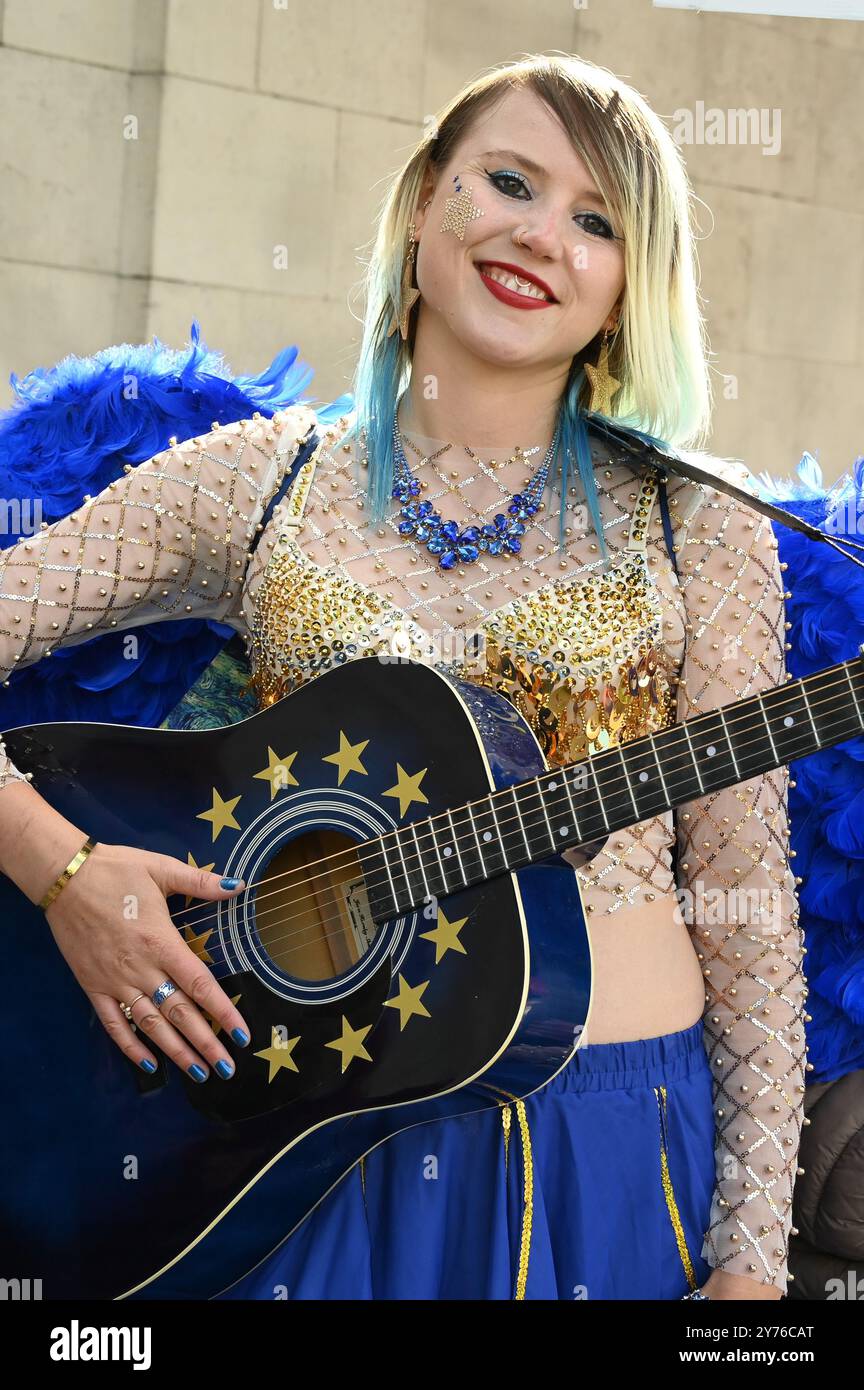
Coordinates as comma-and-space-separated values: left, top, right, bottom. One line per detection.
670, 460, 806, 1293
0, 404, 316, 793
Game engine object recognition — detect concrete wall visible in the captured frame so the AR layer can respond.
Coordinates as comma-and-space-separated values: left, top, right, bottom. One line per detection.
0, 0, 861, 480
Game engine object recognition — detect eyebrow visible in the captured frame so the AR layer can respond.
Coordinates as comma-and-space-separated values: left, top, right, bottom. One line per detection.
478, 148, 608, 207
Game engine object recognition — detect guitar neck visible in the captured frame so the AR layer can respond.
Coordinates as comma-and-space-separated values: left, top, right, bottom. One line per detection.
358, 653, 864, 923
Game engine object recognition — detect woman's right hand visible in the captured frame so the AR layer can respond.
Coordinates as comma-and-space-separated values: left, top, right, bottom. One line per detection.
43, 840, 252, 1082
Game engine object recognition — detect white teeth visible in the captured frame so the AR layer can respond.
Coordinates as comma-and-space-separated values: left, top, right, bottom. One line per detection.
480, 265, 550, 300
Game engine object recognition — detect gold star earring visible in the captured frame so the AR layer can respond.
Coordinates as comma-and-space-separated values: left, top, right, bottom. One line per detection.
387, 221, 421, 340
584, 325, 622, 415
440, 173, 484, 241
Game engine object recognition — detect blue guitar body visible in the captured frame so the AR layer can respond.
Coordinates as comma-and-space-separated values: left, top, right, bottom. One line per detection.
0, 659, 591, 1299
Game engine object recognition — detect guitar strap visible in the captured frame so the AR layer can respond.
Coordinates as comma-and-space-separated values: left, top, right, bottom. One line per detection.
248, 419, 321, 559
585, 413, 864, 574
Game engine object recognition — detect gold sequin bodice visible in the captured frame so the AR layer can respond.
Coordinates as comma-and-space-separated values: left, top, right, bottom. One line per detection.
249, 438, 676, 765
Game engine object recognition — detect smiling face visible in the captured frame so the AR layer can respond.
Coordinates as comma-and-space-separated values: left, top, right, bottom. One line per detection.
411, 86, 626, 375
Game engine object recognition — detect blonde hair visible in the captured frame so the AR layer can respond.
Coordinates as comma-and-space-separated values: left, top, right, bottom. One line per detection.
346, 51, 713, 530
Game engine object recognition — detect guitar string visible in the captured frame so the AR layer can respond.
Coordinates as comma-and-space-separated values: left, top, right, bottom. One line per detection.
203, 704, 864, 979
169, 660, 863, 937
170, 681, 864, 968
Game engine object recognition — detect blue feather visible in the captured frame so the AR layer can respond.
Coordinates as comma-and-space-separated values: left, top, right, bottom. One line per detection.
0, 320, 341, 753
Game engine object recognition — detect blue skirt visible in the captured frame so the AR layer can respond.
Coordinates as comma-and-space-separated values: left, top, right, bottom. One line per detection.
218, 1018, 716, 1300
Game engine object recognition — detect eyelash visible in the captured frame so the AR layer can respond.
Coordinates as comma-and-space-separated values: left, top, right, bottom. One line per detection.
484, 169, 617, 241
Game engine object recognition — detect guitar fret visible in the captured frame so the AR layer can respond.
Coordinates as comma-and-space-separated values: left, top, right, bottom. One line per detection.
377, 840, 399, 916
409, 821, 432, 903
588, 759, 610, 831
718, 707, 740, 780
466, 803, 486, 873
561, 768, 582, 839
537, 784, 557, 852
681, 723, 705, 794
487, 794, 508, 865
392, 829, 414, 905
511, 785, 532, 858
845, 667, 864, 729
617, 745, 639, 819
801, 683, 821, 747
445, 808, 468, 887
758, 693, 779, 763
647, 731, 669, 804
512, 782, 552, 860
427, 817, 448, 893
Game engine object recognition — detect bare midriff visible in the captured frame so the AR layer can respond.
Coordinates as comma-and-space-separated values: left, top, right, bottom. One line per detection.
579, 894, 706, 1045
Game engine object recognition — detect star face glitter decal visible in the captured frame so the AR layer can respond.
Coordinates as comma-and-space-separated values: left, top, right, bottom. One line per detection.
440, 174, 484, 241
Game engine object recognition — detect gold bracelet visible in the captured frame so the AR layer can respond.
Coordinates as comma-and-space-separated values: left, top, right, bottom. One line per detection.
39, 837, 98, 911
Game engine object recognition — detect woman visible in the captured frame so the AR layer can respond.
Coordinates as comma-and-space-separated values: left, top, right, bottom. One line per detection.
0, 53, 803, 1301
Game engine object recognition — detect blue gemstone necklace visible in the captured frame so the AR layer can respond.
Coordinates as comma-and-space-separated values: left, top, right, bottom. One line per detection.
391, 417, 561, 571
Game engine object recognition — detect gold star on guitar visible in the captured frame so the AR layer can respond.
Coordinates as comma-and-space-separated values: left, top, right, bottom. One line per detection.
382, 763, 428, 818
323, 731, 369, 786
254, 1027, 301, 1083
584, 336, 621, 415
384, 974, 431, 1031
196, 787, 242, 842
325, 1016, 373, 1072
420, 908, 469, 964
254, 745, 299, 800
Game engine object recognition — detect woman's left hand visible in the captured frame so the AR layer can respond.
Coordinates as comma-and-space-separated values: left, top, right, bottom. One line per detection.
698, 1269, 783, 1300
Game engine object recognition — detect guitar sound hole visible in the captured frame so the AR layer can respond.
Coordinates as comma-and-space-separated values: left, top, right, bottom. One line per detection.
255, 829, 379, 983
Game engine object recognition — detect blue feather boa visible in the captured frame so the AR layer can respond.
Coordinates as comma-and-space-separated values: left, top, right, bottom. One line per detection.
1, 327, 862, 1084
751, 456, 864, 1082
0, 321, 348, 728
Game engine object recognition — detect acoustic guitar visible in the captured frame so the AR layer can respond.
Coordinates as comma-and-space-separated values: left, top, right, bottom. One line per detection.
1, 651, 861, 1298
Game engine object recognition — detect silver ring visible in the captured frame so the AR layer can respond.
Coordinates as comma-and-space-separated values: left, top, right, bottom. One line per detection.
151, 979, 177, 1008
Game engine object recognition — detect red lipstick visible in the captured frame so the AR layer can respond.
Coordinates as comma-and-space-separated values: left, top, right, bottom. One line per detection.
476, 261, 557, 311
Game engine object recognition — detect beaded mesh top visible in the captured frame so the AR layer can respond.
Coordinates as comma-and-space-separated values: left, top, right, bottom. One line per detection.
0, 402, 805, 1292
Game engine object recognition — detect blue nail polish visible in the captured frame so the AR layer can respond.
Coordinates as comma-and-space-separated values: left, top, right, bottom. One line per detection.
139, 1058, 157, 1073
216, 1059, 234, 1079
187, 1064, 207, 1083
220, 877, 242, 890
231, 1027, 249, 1046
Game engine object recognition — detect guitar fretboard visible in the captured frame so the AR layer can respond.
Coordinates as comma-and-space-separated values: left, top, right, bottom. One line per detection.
356, 656, 864, 922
